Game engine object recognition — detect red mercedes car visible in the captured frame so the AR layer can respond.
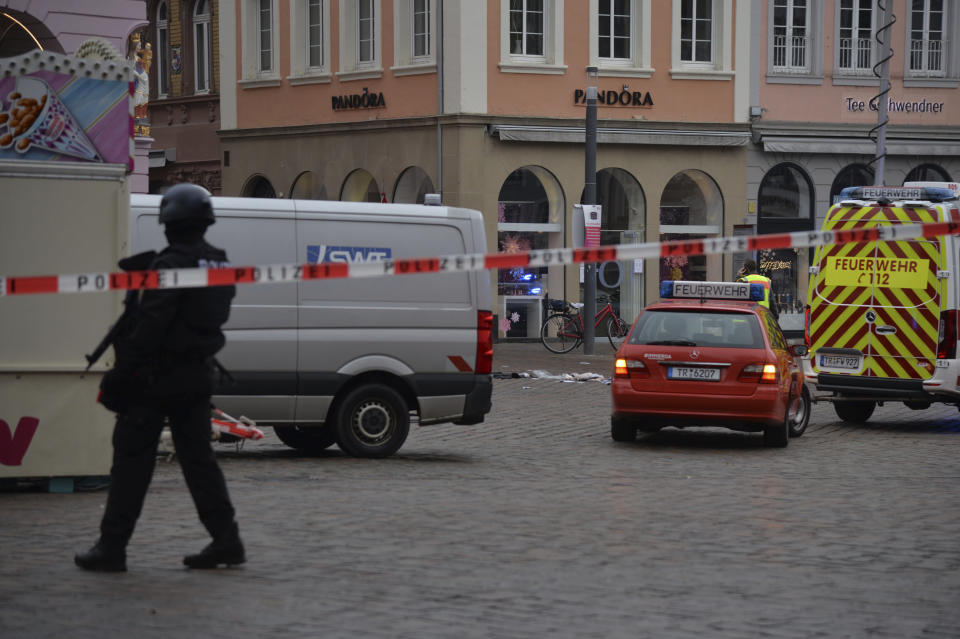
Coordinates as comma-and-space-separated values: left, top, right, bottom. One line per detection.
611, 281, 811, 447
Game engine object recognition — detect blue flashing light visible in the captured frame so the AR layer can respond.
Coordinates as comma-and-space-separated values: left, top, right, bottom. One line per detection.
520, 273, 535, 281
529, 287, 542, 295
660, 280, 763, 302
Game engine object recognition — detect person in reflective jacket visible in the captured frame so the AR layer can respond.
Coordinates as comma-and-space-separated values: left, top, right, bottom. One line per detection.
75, 183, 243, 572
737, 259, 778, 320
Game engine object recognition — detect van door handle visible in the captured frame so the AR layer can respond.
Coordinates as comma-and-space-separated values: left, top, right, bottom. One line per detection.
875, 325, 897, 335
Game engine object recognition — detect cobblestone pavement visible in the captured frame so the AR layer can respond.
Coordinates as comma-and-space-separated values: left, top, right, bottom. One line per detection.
2, 341, 960, 638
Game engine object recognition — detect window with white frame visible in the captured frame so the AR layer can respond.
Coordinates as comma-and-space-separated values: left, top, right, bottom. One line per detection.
194, 0, 212, 93
414, 0, 430, 58
259, 0, 273, 72
772, 0, 808, 72
499, 0, 565, 73
908, 0, 944, 77
156, 1, 169, 96
338, 0, 382, 79
308, 0, 324, 68
837, 0, 874, 75
670, 0, 731, 78
599, 0, 630, 61
240, 0, 280, 85
589, 0, 650, 76
392, 0, 436, 73
289, 0, 330, 82
681, 0, 712, 64
767, 0, 822, 82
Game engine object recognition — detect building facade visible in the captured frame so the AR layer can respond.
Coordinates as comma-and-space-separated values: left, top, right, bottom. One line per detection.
217, 1, 959, 339
144, 0, 223, 193
746, 0, 960, 333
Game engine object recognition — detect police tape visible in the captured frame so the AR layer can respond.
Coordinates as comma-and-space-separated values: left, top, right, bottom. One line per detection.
3, 219, 960, 297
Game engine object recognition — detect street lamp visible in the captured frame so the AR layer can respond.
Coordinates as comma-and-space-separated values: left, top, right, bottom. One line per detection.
583, 66, 599, 354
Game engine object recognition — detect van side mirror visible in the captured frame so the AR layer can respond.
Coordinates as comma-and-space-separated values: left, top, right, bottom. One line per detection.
789, 344, 808, 357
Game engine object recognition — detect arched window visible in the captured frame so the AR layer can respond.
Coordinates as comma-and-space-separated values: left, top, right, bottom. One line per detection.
393, 166, 435, 203
289, 171, 327, 199
242, 175, 277, 198
829, 163, 874, 204
497, 166, 564, 338
904, 163, 952, 183
156, 1, 170, 96
659, 170, 723, 283
757, 163, 816, 332
579, 168, 646, 322
341, 169, 381, 202
194, 0, 212, 93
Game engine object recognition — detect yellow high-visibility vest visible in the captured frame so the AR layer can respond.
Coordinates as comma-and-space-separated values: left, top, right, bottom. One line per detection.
740, 273, 772, 309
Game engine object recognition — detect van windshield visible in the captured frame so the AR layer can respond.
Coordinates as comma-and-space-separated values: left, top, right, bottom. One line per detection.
629, 310, 765, 348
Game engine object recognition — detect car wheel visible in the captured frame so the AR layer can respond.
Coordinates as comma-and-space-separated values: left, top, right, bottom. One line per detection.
334, 384, 410, 458
788, 386, 811, 438
273, 425, 337, 452
611, 417, 636, 442
763, 420, 789, 447
834, 400, 875, 423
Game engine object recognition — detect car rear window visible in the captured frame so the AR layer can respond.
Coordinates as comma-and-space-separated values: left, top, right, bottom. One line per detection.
629, 309, 765, 348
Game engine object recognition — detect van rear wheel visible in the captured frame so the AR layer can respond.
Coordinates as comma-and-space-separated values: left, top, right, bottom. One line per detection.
273, 425, 337, 453
334, 384, 410, 458
834, 400, 875, 423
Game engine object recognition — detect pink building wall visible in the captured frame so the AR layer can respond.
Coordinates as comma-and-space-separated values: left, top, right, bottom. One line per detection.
758, 2, 956, 125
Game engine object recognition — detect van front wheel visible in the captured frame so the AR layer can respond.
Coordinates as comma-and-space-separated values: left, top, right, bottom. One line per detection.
834, 400, 875, 423
334, 384, 410, 458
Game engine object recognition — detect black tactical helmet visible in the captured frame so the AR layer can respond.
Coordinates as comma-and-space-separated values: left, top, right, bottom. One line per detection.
158, 183, 215, 226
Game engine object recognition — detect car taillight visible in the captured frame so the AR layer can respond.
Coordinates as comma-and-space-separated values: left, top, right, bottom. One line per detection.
938, 310, 958, 360
615, 358, 648, 378
804, 305, 811, 347
740, 363, 777, 384
476, 311, 493, 374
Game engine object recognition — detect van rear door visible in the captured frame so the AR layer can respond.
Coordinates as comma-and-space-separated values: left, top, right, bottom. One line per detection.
808, 204, 944, 381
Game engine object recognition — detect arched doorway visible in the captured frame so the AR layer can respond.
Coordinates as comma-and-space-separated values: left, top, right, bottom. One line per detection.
289, 171, 327, 199
659, 170, 723, 284
904, 163, 952, 183
340, 169, 381, 202
241, 174, 277, 198
393, 166, 435, 203
496, 166, 564, 338
757, 162, 816, 333
829, 163, 874, 204
579, 168, 646, 323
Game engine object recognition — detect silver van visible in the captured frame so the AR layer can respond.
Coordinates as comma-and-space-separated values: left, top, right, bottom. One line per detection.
129, 195, 493, 457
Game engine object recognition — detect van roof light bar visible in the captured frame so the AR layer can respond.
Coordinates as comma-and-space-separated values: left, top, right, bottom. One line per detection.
839, 186, 957, 203
660, 280, 764, 302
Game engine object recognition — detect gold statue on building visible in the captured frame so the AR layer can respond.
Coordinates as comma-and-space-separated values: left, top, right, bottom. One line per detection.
130, 32, 152, 135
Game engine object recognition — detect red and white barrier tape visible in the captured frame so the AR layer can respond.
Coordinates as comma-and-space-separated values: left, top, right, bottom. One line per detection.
3, 220, 960, 297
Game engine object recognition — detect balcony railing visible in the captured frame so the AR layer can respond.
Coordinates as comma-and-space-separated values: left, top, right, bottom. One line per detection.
772, 34, 809, 72
909, 38, 946, 77
838, 37, 873, 74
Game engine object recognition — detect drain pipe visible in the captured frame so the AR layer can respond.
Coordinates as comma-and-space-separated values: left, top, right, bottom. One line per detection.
436, 0, 444, 198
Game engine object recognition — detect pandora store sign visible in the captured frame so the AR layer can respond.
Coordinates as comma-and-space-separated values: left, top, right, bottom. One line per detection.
574, 87, 654, 107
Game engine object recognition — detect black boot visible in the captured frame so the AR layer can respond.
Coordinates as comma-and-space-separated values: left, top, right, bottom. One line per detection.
75, 542, 127, 572
183, 524, 245, 569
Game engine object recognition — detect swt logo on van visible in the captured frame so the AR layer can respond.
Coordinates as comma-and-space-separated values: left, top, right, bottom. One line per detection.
307, 245, 392, 264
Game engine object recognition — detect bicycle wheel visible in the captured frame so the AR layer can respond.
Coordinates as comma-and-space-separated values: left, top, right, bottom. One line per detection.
606, 314, 629, 350
541, 313, 582, 354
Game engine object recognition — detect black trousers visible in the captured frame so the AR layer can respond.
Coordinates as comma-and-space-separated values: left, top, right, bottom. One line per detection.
99, 396, 236, 549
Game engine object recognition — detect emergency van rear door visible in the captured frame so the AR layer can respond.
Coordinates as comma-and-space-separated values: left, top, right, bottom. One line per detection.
808, 204, 944, 381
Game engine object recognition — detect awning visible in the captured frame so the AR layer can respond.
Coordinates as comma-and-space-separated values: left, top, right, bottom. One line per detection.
488, 124, 751, 147
762, 136, 960, 156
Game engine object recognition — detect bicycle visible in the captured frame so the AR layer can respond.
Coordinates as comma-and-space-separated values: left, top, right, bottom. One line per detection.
540, 294, 629, 354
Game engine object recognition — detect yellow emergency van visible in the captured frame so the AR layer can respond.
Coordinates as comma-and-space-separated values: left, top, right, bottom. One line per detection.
803, 184, 960, 423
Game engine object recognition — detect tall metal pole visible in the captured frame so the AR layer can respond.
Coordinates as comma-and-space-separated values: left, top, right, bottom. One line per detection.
873, 1, 893, 185
583, 67, 598, 354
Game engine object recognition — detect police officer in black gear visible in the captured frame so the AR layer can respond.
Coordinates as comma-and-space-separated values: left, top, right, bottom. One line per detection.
75, 183, 243, 572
